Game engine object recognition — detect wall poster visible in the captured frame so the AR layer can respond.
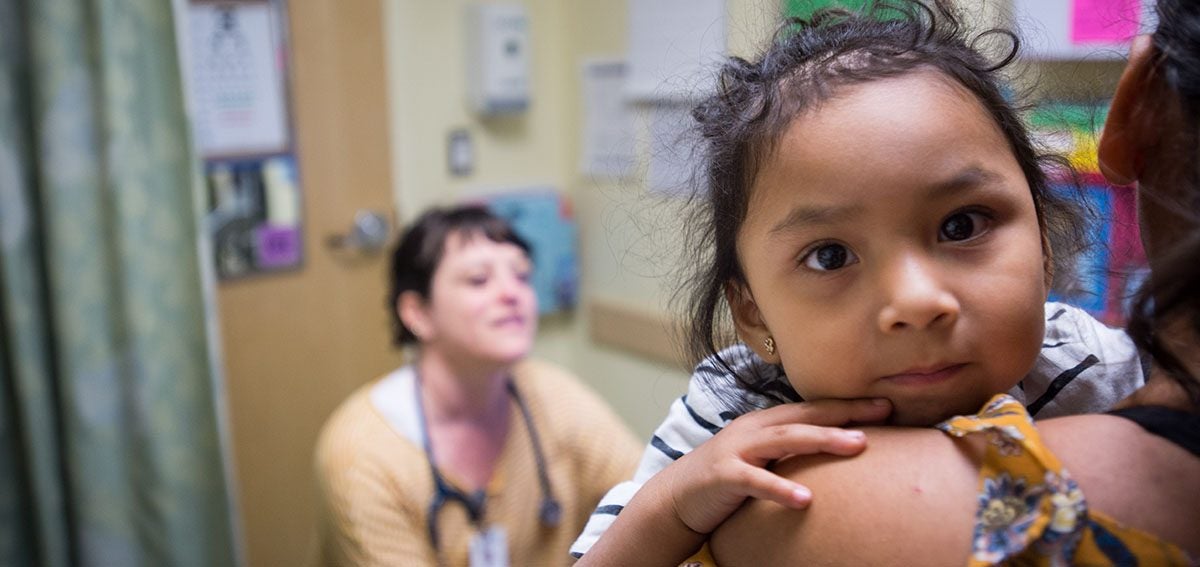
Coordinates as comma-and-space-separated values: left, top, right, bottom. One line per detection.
475, 189, 579, 315
183, 0, 303, 279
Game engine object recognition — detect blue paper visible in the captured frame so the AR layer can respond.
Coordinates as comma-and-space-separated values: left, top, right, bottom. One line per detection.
483, 190, 579, 315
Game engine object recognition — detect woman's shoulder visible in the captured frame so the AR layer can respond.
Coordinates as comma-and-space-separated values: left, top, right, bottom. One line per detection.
317, 382, 379, 448
1036, 412, 1200, 556
315, 370, 422, 477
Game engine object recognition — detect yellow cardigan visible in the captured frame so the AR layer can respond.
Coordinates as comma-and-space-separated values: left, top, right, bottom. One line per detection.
314, 358, 641, 566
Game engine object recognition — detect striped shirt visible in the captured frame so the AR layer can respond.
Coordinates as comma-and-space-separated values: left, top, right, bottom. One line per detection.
570, 302, 1145, 558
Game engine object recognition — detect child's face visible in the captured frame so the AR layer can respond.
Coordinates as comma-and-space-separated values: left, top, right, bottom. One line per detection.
731, 71, 1048, 426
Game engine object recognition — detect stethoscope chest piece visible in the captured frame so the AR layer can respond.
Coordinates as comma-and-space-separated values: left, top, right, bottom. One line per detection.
539, 498, 561, 527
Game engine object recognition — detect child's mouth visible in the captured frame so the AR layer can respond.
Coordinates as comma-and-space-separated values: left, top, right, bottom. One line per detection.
881, 363, 968, 386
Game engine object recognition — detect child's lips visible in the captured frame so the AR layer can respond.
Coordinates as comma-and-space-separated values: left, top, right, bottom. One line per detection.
881, 363, 967, 386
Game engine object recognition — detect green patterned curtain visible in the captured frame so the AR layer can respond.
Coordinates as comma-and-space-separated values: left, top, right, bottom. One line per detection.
0, 0, 236, 566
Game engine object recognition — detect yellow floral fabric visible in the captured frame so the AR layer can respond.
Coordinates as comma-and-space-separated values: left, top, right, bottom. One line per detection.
939, 394, 1190, 566
681, 544, 717, 566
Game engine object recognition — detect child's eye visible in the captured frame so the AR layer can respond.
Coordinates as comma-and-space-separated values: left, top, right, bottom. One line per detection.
467, 275, 489, 286
515, 270, 532, 283
939, 211, 991, 242
800, 243, 859, 272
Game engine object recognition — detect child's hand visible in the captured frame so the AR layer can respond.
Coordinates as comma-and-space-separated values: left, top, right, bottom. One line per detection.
663, 397, 891, 535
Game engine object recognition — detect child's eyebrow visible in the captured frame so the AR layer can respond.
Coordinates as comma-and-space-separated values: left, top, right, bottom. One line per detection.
769, 203, 865, 235
767, 167, 1007, 237
924, 167, 1005, 201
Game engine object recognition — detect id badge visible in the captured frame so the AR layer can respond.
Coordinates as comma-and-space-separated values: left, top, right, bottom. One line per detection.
469, 526, 509, 567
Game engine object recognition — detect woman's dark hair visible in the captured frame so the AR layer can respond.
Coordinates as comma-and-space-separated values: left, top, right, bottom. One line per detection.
388, 205, 530, 346
677, 0, 1089, 410
1125, 0, 1200, 408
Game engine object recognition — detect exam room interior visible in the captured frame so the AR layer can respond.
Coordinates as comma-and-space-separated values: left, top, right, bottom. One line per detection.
12, 0, 1129, 566
215, 1, 1127, 564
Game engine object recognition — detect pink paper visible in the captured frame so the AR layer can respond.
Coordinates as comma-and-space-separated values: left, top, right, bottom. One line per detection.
255, 225, 301, 269
1072, 0, 1140, 45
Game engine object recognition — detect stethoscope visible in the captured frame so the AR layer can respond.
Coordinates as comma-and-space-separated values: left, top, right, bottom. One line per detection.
415, 373, 561, 553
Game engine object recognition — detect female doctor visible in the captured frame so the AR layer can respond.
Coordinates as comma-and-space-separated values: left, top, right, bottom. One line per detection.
315, 205, 640, 566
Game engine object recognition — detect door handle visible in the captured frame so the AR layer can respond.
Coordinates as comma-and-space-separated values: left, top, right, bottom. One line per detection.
326, 210, 391, 254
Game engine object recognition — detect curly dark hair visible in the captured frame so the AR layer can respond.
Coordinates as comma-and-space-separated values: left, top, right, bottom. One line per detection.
675, 0, 1090, 410
1124, 0, 1200, 409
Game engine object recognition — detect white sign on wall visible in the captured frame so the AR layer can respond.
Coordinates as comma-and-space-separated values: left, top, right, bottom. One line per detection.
625, 0, 726, 102
187, 2, 290, 157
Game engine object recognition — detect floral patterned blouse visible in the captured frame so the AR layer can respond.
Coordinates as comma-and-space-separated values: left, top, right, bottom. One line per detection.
939, 394, 1190, 565
680, 394, 1191, 566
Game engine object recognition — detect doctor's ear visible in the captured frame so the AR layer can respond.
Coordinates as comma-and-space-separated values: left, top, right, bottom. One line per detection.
398, 291, 433, 342
725, 282, 778, 363
1099, 35, 1167, 186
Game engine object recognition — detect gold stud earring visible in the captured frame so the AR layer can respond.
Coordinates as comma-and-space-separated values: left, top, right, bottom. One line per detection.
763, 336, 776, 356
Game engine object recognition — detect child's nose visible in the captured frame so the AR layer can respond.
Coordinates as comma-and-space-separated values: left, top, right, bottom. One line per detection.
876, 254, 960, 333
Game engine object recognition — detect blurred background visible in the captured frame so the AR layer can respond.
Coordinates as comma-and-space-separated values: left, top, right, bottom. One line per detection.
0, 0, 1149, 565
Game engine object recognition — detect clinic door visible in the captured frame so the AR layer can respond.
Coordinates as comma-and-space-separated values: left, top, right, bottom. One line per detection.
214, 1, 403, 566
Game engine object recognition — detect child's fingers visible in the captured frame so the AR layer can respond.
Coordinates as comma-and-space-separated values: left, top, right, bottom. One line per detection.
732, 466, 815, 510
741, 423, 869, 463
749, 397, 892, 427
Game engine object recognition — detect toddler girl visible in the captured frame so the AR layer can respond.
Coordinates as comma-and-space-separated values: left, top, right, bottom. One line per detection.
573, 1, 1144, 561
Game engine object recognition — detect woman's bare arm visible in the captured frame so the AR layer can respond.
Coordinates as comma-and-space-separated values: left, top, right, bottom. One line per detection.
712, 414, 1200, 566
711, 426, 981, 566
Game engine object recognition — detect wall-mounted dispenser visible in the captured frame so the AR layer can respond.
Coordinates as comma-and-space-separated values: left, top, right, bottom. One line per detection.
464, 3, 530, 115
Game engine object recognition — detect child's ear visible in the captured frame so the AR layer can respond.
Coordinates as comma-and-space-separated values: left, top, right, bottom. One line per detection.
398, 291, 434, 342
1040, 227, 1055, 297
1099, 35, 1161, 186
725, 282, 778, 362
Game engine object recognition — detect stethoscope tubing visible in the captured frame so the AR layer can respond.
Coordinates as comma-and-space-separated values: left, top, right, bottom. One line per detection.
415, 370, 560, 554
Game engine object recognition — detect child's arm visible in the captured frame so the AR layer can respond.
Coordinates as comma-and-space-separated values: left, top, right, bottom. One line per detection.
570, 355, 743, 558
569, 393, 711, 558
571, 343, 783, 557
570, 344, 890, 560
575, 397, 891, 567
